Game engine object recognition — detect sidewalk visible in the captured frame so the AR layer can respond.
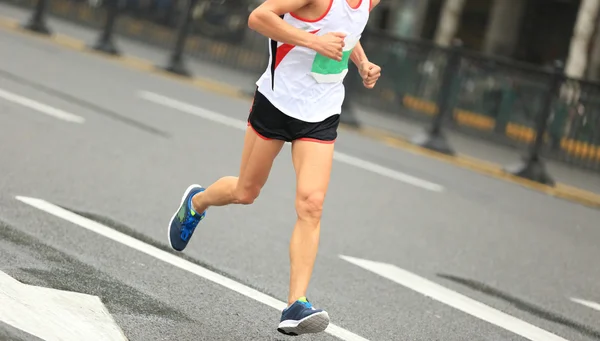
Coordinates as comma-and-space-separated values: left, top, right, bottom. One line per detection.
2, 2, 600, 197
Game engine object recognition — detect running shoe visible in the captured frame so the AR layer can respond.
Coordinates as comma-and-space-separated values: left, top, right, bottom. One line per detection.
168, 184, 206, 252
277, 297, 330, 336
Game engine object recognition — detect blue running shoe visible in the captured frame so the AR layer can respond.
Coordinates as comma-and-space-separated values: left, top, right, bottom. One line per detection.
168, 184, 206, 252
277, 297, 330, 336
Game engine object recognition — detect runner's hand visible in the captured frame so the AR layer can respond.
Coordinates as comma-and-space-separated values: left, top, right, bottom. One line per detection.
359, 61, 381, 89
312, 32, 346, 61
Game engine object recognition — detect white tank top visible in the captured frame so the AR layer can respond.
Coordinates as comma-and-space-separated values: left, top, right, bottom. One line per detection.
255, 0, 371, 123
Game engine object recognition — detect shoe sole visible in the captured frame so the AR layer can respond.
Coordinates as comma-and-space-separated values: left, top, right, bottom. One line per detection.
277, 311, 330, 336
167, 184, 202, 252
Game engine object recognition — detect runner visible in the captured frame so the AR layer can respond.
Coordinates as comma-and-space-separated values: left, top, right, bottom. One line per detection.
168, 0, 381, 335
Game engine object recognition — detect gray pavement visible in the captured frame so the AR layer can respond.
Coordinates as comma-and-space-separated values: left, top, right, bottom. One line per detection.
1, 15, 600, 341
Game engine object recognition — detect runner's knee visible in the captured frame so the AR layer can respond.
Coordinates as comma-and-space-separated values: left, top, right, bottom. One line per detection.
295, 191, 325, 222
233, 186, 260, 205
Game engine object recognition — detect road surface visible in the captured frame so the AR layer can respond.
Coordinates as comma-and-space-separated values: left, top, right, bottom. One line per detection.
1, 27, 600, 341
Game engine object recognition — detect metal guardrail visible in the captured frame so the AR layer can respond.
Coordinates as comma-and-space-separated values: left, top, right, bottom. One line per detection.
361, 29, 600, 177
5, 0, 600, 182
8, 0, 270, 73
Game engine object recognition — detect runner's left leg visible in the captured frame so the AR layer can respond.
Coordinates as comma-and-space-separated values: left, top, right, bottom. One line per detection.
168, 126, 284, 252
277, 139, 334, 336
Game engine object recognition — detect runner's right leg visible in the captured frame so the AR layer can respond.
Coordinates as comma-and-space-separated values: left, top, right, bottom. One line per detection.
168, 126, 285, 251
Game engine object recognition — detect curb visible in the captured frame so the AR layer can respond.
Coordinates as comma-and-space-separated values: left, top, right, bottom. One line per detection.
2, 16, 600, 210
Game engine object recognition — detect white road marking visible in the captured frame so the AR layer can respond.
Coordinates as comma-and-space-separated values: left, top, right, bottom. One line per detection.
139, 91, 247, 131
340, 255, 570, 341
138, 91, 444, 193
0, 88, 85, 123
570, 297, 600, 312
332, 152, 443, 192
16, 196, 370, 341
0, 270, 126, 341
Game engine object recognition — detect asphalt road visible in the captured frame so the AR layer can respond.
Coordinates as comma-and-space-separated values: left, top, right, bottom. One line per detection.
1, 27, 600, 341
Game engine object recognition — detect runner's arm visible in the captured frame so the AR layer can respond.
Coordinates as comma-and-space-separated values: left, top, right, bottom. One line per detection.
350, 0, 381, 66
350, 42, 368, 66
248, 0, 319, 49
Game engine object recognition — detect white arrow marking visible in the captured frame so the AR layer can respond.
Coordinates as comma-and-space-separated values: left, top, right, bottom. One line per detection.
16, 196, 369, 341
0, 88, 85, 123
340, 255, 569, 341
138, 91, 444, 192
570, 298, 600, 312
0, 270, 126, 341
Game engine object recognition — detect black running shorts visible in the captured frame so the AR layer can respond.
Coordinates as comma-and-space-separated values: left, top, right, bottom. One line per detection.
247, 88, 340, 144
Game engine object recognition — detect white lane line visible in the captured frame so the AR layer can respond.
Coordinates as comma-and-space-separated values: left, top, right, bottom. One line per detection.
139, 90, 247, 131
0, 271, 127, 341
138, 91, 444, 193
570, 297, 600, 312
340, 255, 570, 341
332, 152, 443, 192
16, 196, 369, 341
0, 88, 85, 123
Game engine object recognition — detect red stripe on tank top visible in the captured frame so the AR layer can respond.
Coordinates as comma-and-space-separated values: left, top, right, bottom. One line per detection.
274, 29, 320, 70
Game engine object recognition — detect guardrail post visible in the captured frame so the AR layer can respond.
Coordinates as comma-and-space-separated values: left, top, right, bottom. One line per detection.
162, 0, 198, 77
411, 39, 462, 155
92, 0, 120, 55
505, 60, 564, 186
23, 0, 52, 35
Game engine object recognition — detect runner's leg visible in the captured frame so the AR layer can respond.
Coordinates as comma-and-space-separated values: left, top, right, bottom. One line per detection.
168, 111, 284, 252
192, 126, 284, 212
288, 139, 334, 305
276, 138, 333, 336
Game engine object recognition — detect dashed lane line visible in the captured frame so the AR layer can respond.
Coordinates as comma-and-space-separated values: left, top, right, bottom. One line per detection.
0, 87, 84, 123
